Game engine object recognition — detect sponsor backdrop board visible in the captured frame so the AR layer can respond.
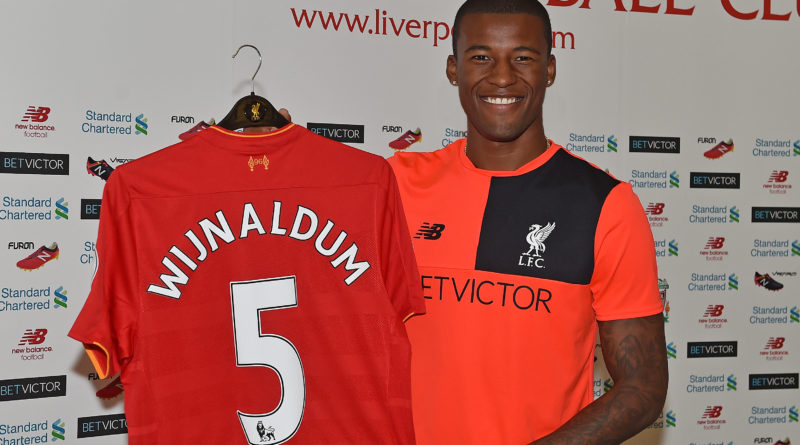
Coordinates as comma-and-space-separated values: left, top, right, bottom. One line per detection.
1, 0, 798, 444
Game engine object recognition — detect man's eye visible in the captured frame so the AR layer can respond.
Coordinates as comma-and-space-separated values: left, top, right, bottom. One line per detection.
515, 56, 534, 62
472, 55, 489, 61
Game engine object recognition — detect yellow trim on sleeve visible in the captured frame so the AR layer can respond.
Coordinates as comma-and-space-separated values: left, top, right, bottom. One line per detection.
85, 341, 111, 379
403, 312, 420, 323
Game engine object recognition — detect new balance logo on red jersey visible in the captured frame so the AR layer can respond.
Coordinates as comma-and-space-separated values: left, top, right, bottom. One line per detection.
704, 237, 725, 249
645, 203, 665, 215
703, 305, 724, 317
414, 222, 446, 240
765, 337, 786, 350
18, 329, 48, 346
768, 171, 789, 183
702, 406, 723, 419
21, 106, 51, 123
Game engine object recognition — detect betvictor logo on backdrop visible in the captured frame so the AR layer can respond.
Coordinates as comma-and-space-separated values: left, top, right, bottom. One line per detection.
629, 136, 680, 154
0, 152, 69, 175
752, 207, 800, 223
307, 122, 364, 143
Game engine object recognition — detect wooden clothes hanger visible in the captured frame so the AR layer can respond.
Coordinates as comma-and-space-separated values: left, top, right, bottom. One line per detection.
217, 44, 289, 131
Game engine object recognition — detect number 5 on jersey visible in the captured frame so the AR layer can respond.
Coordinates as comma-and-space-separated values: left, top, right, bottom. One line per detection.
231, 276, 306, 444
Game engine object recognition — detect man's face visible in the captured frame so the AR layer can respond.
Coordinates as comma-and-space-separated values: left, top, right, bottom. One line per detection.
448, 13, 555, 143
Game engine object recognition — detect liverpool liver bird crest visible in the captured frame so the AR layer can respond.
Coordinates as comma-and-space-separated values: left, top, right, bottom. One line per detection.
524, 222, 556, 257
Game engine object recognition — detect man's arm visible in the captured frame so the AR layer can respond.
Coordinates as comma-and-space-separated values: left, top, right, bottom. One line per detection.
531, 313, 668, 445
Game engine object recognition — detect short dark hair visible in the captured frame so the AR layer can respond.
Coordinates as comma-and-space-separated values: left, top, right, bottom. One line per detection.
452, 0, 553, 55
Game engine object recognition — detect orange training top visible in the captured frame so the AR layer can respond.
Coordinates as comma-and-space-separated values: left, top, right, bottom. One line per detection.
388, 139, 662, 444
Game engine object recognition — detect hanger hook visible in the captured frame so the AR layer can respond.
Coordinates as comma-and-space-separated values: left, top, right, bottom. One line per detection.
232, 44, 261, 95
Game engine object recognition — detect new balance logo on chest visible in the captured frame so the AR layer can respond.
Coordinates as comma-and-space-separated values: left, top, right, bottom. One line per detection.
414, 222, 446, 240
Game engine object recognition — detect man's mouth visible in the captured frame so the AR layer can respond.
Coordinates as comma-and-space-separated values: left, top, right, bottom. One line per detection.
480, 96, 523, 105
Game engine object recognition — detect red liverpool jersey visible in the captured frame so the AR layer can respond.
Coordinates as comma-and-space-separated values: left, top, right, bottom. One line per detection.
69, 124, 425, 445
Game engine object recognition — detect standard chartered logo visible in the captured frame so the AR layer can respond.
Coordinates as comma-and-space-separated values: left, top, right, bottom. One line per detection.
54, 286, 67, 309
135, 114, 148, 135
729, 206, 739, 223
51, 419, 65, 441
728, 274, 738, 290
607, 135, 618, 152
669, 171, 679, 188
55, 198, 68, 220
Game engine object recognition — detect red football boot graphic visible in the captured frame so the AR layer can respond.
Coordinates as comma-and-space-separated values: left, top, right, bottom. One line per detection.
389, 128, 422, 150
703, 139, 734, 159
754, 272, 783, 291
96, 376, 124, 399
16, 243, 59, 271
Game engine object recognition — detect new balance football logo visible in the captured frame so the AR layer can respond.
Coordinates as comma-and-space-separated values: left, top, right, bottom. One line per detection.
645, 203, 665, 215
703, 305, 724, 317
18, 329, 48, 346
21, 106, 51, 123
519, 222, 556, 269
705, 237, 725, 249
414, 222, 446, 240
769, 171, 789, 183
765, 337, 786, 350
702, 406, 723, 419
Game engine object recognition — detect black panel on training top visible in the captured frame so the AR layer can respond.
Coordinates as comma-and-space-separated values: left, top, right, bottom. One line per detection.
475, 149, 620, 285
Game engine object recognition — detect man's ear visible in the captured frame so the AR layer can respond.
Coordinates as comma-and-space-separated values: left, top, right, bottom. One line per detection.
446, 55, 458, 85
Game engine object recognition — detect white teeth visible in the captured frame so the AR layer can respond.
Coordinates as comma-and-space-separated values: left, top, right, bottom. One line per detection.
483, 97, 520, 105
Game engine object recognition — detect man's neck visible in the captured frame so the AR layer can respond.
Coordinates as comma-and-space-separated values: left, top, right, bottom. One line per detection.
465, 127, 550, 171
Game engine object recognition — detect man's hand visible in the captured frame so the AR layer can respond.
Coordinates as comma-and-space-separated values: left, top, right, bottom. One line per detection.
531, 314, 668, 445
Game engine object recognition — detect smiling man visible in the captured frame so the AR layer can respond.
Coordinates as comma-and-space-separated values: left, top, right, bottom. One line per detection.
388, 1, 668, 444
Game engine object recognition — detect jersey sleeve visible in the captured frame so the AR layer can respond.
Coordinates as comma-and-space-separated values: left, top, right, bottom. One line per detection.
376, 160, 426, 322
590, 182, 663, 321
68, 170, 139, 378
